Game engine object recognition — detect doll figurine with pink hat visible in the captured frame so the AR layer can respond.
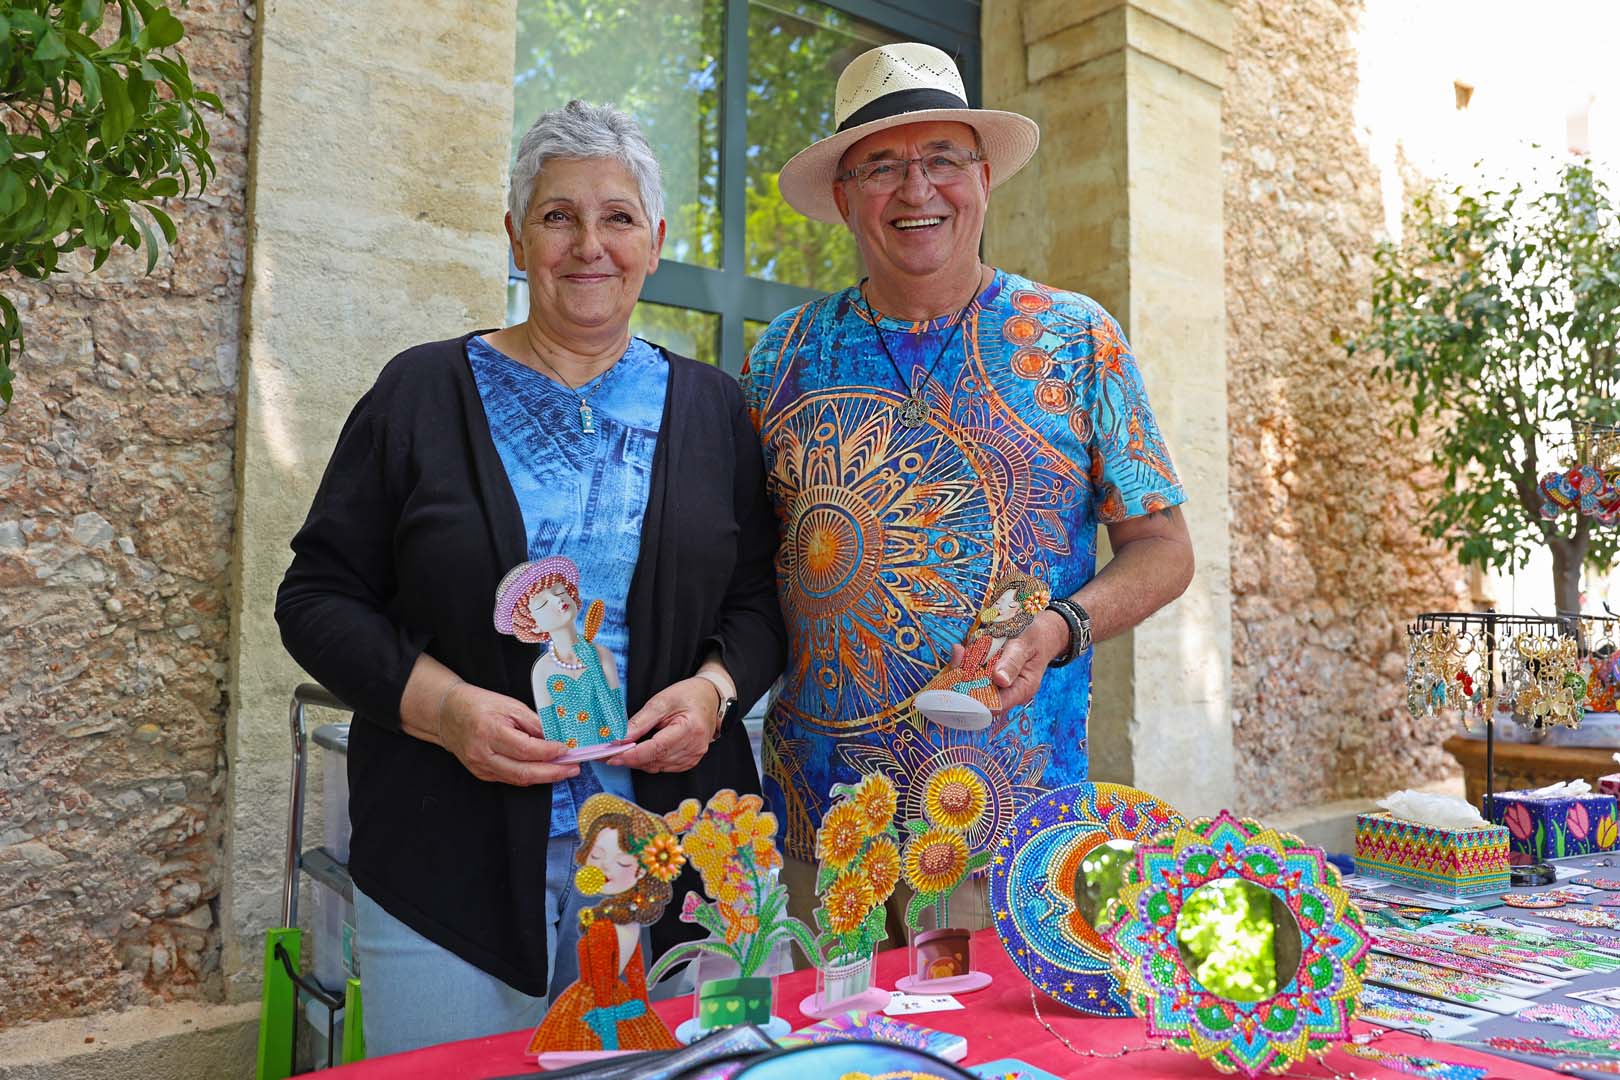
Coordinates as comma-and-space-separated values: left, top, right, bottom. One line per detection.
494, 555, 632, 763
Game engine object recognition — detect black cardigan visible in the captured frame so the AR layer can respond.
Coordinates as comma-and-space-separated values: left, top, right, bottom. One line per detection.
275, 333, 785, 993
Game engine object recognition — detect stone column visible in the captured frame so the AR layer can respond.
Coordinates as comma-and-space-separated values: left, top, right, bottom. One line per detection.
982, 0, 1236, 815
224, 0, 516, 996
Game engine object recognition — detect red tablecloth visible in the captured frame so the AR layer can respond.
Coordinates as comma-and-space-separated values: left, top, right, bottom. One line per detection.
324, 930, 1558, 1078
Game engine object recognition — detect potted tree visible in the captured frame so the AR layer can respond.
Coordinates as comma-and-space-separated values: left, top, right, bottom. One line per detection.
1355, 160, 1620, 618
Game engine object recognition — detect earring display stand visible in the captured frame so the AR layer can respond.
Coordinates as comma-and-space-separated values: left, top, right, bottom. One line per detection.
1414, 611, 1578, 804
1416, 611, 1579, 886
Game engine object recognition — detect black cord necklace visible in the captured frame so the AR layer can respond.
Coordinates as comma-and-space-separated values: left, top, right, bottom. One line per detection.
860, 273, 985, 428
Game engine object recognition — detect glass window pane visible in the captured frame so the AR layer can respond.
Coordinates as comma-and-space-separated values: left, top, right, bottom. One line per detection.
514, 0, 723, 267
743, 318, 770, 359
633, 303, 721, 366
746, 1, 899, 291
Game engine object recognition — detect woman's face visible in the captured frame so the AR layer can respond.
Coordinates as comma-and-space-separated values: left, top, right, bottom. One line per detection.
527, 582, 574, 633
985, 587, 1019, 624
507, 156, 664, 345
587, 827, 641, 896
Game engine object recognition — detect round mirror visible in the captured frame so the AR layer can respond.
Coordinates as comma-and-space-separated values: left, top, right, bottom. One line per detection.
1073, 838, 1136, 933
1174, 878, 1303, 1003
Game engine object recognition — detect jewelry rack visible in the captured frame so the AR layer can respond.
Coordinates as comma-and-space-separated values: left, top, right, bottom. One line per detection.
1413, 611, 1577, 803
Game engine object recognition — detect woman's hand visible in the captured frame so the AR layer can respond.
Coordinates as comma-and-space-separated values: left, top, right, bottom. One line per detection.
440, 682, 581, 786
606, 678, 720, 773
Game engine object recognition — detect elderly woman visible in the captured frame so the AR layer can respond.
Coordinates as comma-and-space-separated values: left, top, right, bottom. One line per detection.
275, 100, 784, 1056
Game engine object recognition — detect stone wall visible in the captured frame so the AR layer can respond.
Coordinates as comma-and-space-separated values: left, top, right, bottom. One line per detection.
1223, 0, 1472, 814
0, 0, 252, 1025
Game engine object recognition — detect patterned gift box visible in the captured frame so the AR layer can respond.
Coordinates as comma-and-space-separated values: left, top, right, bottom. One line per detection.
1483, 788, 1619, 863
1353, 811, 1509, 898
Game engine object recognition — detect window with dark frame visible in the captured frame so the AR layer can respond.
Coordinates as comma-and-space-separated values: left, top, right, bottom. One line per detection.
509, 0, 981, 374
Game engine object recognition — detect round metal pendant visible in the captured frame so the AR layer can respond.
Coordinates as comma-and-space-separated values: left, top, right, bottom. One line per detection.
898, 396, 930, 427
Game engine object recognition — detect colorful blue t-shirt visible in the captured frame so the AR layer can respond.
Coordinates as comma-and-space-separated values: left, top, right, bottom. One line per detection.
468, 335, 668, 836
741, 270, 1185, 865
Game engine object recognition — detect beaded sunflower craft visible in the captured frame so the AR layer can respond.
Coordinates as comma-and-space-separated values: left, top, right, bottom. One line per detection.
804, 774, 903, 1016
1104, 812, 1370, 1077
895, 767, 994, 994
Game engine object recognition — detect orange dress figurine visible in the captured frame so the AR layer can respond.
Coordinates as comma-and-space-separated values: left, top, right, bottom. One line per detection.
527, 794, 685, 1061
913, 571, 1050, 730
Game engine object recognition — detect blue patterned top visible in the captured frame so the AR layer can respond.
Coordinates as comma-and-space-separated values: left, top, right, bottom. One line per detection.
741, 270, 1185, 865
468, 334, 667, 835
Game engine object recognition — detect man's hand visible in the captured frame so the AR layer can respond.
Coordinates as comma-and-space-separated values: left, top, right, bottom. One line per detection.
607, 677, 720, 773
439, 682, 581, 786
948, 610, 1071, 714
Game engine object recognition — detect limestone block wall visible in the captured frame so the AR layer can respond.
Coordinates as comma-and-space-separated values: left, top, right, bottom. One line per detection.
0, 0, 252, 1024
1223, 0, 1471, 813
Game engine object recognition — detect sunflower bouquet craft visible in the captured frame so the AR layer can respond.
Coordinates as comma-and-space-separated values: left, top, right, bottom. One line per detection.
803, 773, 903, 1016
898, 766, 994, 994
646, 789, 818, 1039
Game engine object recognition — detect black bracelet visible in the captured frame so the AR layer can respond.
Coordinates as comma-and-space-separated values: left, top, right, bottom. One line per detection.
1046, 597, 1093, 667
1045, 599, 1082, 668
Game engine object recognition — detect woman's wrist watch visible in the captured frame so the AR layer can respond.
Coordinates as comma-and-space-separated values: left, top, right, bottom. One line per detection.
693, 669, 736, 742
1045, 597, 1093, 668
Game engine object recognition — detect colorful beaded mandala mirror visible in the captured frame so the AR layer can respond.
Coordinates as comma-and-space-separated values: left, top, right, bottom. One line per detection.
1104, 812, 1371, 1077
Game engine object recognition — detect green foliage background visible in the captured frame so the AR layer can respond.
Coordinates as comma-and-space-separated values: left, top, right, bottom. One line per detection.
0, 0, 217, 405
1355, 161, 1620, 614
511, 0, 889, 365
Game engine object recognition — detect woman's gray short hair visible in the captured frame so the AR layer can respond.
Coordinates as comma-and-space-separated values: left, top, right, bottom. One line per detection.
508, 100, 664, 243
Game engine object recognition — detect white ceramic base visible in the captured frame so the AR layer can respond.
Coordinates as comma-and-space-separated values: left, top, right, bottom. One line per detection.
895, 970, 992, 995
912, 690, 992, 731
534, 1049, 636, 1068
553, 740, 633, 765
797, 985, 892, 1019
674, 1015, 789, 1045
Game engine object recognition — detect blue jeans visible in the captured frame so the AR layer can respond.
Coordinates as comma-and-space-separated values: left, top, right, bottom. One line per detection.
352, 834, 590, 1057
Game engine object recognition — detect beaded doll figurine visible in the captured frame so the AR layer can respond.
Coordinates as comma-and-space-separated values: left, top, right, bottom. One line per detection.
913, 571, 1051, 730
493, 555, 631, 763
526, 794, 686, 1064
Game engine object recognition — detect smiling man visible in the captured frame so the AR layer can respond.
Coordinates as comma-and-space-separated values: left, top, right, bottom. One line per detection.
742, 43, 1195, 932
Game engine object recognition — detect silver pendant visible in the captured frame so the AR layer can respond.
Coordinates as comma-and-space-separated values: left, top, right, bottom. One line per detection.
898, 396, 929, 428
578, 402, 596, 435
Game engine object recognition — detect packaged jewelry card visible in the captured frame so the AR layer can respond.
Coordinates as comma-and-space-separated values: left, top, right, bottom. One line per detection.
1358, 984, 1495, 1039
1364, 953, 1538, 1014
774, 1010, 967, 1062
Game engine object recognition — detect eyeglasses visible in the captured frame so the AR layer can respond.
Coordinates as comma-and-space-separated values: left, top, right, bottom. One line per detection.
836, 149, 983, 193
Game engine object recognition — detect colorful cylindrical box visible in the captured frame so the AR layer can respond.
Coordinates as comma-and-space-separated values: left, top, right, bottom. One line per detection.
1353, 812, 1509, 897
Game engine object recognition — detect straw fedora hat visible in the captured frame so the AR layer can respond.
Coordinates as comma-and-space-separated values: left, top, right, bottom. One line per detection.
777, 42, 1040, 226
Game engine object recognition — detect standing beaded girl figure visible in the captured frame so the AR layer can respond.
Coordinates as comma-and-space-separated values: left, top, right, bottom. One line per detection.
494, 555, 632, 763
526, 794, 686, 1066
914, 571, 1051, 730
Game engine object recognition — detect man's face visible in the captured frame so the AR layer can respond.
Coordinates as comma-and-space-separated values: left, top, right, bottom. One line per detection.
832, 120, 989, 289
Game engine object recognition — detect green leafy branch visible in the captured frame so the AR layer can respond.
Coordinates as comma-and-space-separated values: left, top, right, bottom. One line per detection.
0, 0, 219, 406
1352, 158, 1620, 613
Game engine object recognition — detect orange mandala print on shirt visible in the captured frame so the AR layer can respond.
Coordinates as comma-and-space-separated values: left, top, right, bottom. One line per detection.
1003, 314, 1043, 345
767, 389, 999, 736
1010, 347, 1052, 380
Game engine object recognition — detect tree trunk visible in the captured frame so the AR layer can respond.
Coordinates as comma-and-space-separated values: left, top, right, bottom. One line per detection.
1549, 534, 1587, 617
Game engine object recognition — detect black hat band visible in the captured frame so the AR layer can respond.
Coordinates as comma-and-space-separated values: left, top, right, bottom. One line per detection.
836, 87, 970, 134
